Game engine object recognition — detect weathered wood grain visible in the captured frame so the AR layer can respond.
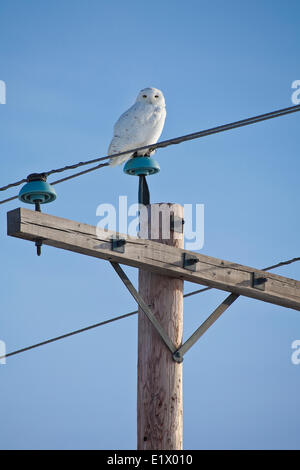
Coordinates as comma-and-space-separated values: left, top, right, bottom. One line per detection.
137, 204, 183, 450
7, 207, 300, 311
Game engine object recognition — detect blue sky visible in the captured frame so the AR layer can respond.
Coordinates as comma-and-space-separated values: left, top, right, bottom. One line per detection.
0, 0, 300, 450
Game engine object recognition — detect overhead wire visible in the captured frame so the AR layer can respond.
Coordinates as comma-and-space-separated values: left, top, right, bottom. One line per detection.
1, 104, 300, 358
0, 162, 110, 205
0, 287, 211, 361
1, 257, 299, 361
1, 310, 137, 360
0, 103, 299, 199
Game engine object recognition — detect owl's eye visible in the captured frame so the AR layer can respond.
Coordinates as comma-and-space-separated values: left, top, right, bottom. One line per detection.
154, 95, 159, 98
142, 95, 147, 98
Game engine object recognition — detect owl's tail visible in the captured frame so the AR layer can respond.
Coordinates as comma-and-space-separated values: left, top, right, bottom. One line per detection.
109, 153, 132, 167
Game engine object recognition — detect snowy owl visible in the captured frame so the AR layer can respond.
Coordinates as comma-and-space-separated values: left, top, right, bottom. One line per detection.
108, 87, 166, 167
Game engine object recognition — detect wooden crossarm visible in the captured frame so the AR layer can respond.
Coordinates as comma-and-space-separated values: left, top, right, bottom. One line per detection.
7, 207, 300, 312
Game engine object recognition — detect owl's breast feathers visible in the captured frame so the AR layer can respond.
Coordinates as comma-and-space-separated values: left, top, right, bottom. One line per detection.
108, 97, 166, 166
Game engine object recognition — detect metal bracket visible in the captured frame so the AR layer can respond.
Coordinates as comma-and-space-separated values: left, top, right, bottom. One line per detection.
251, 272, 267, 291
183, 253, 199, 271
170, 214, 184, 234
110, 262, 177, 355
111, 237, 126, 253
35, 238, 43, 256
173, 350, 184, 363
138, 175, 150, 206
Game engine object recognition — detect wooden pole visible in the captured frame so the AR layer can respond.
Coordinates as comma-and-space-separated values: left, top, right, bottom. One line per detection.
137, 203, 184, 450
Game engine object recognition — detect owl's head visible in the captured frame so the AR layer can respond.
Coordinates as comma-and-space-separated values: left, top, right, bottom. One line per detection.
136, 87, 165, 106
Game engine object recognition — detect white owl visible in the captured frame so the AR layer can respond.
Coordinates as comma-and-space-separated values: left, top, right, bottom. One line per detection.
108, 87, 166, 167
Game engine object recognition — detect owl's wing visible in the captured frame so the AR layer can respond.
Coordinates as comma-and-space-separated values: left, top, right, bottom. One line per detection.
108, 102, 166, 166
113, 103, 151, 140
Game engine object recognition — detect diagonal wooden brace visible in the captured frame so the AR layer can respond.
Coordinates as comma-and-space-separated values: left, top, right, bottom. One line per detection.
173, 293, 238, 362
173, 260, 292, 362
110, 262, 177, 354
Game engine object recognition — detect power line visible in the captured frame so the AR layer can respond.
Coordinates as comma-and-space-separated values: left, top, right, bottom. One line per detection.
1, 104, 299, 196
0, 162, 109, 205
0, 287, 210, 361
0, 194, 18, 205
1, 257, 299, 361
262, 257, 300, 271
1, 310, 137, 360
182, 287, 212, 297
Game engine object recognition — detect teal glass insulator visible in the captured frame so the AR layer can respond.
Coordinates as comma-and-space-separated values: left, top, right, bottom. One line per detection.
123, 156, 160, 176
18, 175, 57, 205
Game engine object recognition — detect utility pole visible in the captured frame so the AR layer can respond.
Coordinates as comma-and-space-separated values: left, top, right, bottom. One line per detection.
137, 203, 184, 450
7, 207, 300, 450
